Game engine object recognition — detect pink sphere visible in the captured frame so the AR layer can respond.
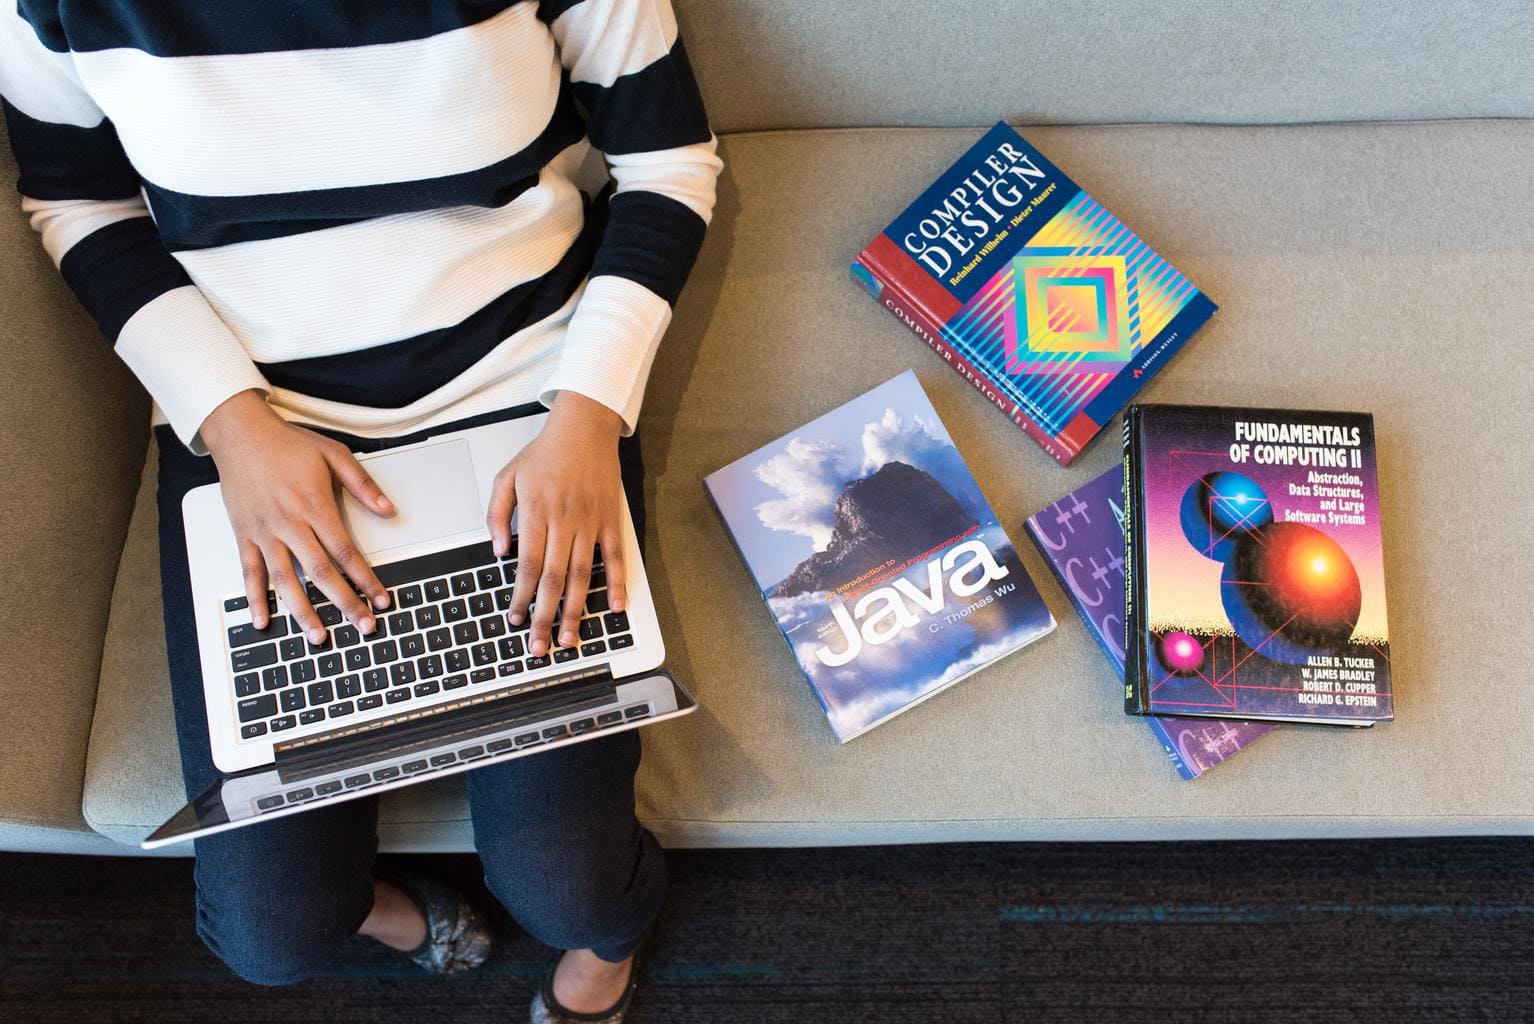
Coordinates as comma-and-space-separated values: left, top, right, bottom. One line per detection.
1157, 630, 1205, 674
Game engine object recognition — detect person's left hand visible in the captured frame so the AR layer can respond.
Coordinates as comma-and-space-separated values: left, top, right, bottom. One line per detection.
486, 391, 628, 657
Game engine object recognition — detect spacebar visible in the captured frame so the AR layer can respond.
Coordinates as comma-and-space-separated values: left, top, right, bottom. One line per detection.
374, 541, 497, 589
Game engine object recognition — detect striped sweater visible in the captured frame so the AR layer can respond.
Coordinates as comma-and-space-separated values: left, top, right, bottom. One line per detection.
0, 0, 721, 451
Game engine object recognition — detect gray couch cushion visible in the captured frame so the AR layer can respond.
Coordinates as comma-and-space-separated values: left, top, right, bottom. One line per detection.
677, 1, 1534, 131
0, 129, 149, 839
84, 120, 1534, 849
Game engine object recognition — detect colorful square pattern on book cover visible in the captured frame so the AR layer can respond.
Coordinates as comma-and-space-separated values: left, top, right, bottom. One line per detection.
854, 122, 1216, 465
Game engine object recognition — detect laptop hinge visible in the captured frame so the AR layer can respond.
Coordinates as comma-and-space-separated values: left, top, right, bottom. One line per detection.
270, 663, 616, 770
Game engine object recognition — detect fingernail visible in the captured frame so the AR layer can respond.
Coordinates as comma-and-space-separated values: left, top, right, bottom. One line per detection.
560, 631, 575, 647
612, 597, 625, 612
508, 612, 523, 626
309, 628, 327, 644
372, 593, 390, 610
531, 639, 545, 655
376, 495, 393, 512
361, 617, 376, 634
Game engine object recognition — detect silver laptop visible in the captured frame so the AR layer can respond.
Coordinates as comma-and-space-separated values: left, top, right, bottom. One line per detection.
143, 411, 694, 849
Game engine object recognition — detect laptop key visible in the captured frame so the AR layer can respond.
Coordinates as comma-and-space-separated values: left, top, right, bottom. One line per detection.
541, 724, 568, 739
498, 636, 524, 659
414, 680, 440, 698
231, 643, 278, 673
609, 633, 634, 651
471, 642, 496, 667
446, 649, 470, 672
234, 673, 260, 697
286, 787, 313, 803
427, 627, 453, 652
603, 611, 630, 634
400, 634, 426, 658
357, 694, 383, 711
299, 708, 326, 725
597, 711, 623, 726
450, 573, 475, 596
374, 766, 400, 781
515, 732, 541, 746
363, 668, 390, 692
477, 566, 501, 590
385, 688, 411, 704
443, 674, 469, 690
569, 718, 595, 734
431, 752, 458, 767
279, 637, 306, 661
498, 660, 524, 677
624, 705, 649, 719
553, 647, 578, 664
316, 653, 342, 677
418, 654, 444, 678
415, 605, 442, 628
345, 648, 370, 672
487, 738, 514, 752
227, 618, 287, 648
344, 774, 371, 788
225, 595, 250, 612
586, 589, 609, 613
526, 654, 551, 670
387, 611, 414, 634
240, 722, 268, 739
425, 578, 450, 602
390, 662, 416, 687
271, 715, 297, 732
336, 674, 362, 698
256, 794, 284, 810
279, 689, 305, 713
261, 666, 288, 691
468, 593, 493, 617
398, 584, 423, 608
402, 759, 428, 774
443, 599, 468, 623
494, 587, 514, 610
315, 604, 342, 627
479, 615, 506, 639
470, 668, 495, 684
315, 781, 343, 796
328, 701, 355, 718
579, 617, 603, 641
581, 641, 607, 657
371, 639, 398, 664
289, 659, 317, 684
453, 622, 479, 645
307, 680, 334, 705
334, 624, 360, 648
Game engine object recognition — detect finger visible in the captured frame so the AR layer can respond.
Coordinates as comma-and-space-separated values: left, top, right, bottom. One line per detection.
558, 533, 596, 649
508, 507, 545, 627
528, 529, 572, 657
485, 465, 517, 558
289, 527, 375, 637
263, 540, 324, 644
313, 510, 390, 619
239, 539, 270, 628
600, 528, 627, 615
324, 444, 394, 517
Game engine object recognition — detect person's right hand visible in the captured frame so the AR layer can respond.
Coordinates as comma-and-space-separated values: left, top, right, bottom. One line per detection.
199, 390, 394, 642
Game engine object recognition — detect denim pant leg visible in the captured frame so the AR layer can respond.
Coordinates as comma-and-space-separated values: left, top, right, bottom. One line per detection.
156, 427, 380, 986
469, 429, 663, 962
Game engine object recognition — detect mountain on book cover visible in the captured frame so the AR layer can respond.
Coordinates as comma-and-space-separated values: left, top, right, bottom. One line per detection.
1025, 466, 1275, 778
705, 372, 1056, 742
854, 122, 1217, 466
1125, 404, 1392, 725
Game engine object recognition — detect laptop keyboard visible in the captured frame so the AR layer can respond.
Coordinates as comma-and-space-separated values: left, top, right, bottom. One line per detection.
223, 540, 634, 740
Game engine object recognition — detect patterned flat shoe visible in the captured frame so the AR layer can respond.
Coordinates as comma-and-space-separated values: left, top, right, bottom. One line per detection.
529, 953, 639, 1024
384, 867, 495, 975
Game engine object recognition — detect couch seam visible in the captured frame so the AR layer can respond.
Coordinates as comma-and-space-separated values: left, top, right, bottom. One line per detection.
714, 116, 1533, 142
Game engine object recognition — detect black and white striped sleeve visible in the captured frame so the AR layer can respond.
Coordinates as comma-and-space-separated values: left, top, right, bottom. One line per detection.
537, 0, 722, 431
1, 6, 268, 451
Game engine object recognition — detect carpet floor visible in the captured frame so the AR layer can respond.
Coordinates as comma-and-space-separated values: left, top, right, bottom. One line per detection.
3, 838, 1532, 1023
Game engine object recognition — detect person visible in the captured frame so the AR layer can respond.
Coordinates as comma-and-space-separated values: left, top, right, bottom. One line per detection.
0, 1, 720, 1019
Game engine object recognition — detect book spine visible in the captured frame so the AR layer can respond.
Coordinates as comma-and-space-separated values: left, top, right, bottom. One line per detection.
1122, 409, 1149, 715
853, 247, 1076, 466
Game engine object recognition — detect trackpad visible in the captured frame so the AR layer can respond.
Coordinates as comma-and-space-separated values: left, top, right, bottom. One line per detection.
340, 438, 484, 557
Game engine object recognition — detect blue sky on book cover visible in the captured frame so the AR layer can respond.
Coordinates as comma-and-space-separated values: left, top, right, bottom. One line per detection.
1026, 466, 1274, 778
706, 372, 1055, 741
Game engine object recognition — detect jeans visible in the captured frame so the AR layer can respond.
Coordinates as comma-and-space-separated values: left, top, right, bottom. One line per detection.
154, 402, 663, 986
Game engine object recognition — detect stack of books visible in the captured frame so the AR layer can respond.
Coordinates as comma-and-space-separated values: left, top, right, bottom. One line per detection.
706, 122, 1392, 777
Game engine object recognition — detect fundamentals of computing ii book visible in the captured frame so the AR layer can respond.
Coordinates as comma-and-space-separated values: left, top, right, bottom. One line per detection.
1026, 466, 1275, 778
853, 122, 1216, 466
704, 371, 1055, 742
1124, 404, 1393, 726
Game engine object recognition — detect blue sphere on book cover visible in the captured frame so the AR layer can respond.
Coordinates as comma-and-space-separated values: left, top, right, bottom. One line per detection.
705, 371, 1056, 742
